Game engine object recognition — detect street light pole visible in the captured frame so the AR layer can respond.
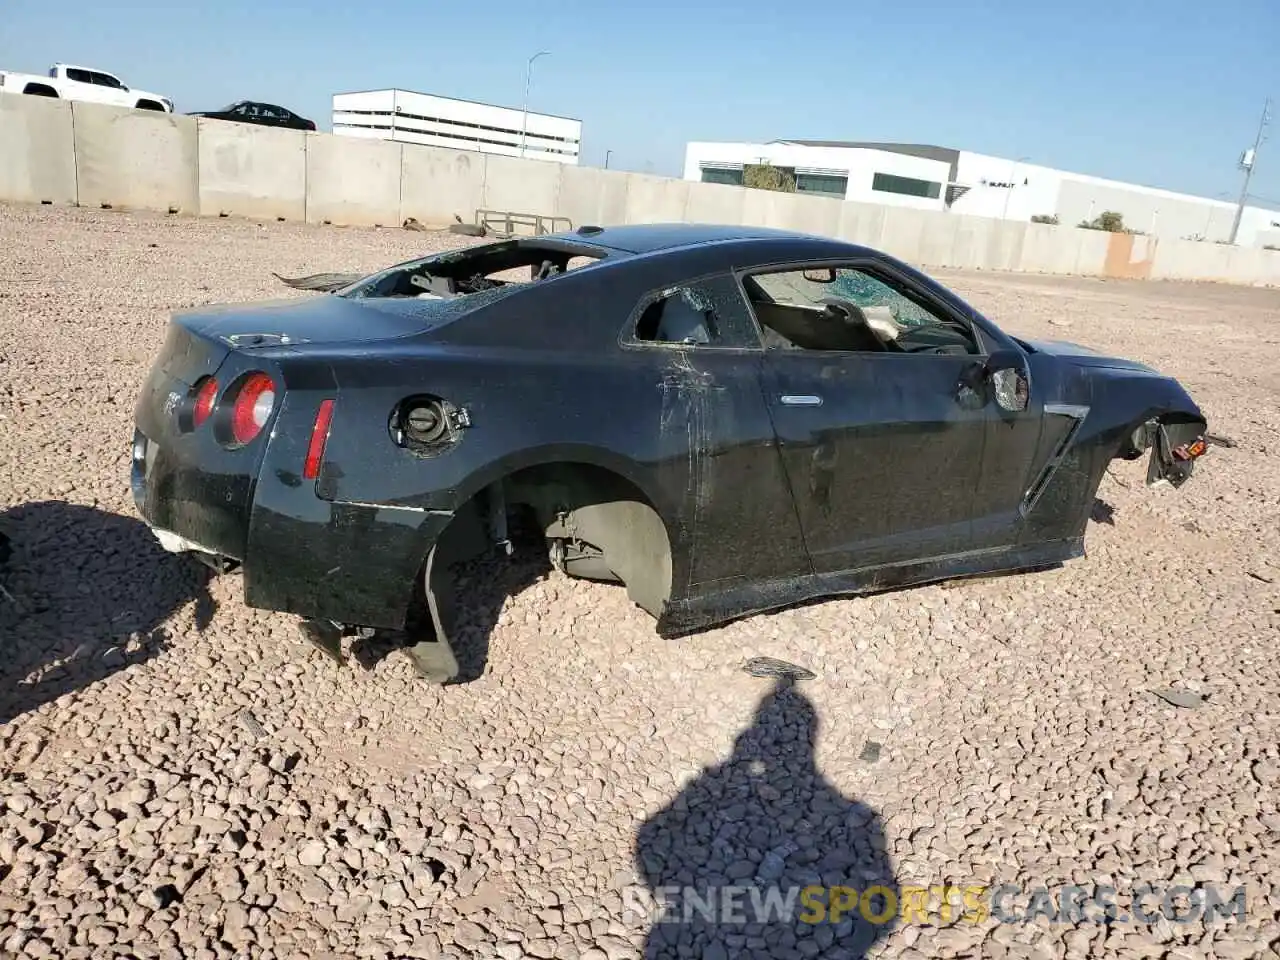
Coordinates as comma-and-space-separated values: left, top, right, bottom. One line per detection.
605, 149, 612, 169
1002, 156, 1030, 220
519, 50, 550, 159
1203, 191, 1231, 240
1228, 96, 1272, 245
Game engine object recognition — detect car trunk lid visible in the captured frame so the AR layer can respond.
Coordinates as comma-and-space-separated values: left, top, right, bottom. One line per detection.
173, 295, 446, 355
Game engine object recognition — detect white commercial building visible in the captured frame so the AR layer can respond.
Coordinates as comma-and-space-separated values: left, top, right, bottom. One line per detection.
333, 88, 582, 165
684, 140, 1280, 247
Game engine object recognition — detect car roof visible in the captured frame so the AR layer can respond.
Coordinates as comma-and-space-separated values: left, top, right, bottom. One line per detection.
563, 222, 857, 256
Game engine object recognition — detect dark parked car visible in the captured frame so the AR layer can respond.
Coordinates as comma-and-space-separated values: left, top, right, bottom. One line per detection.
130, 224, 1209, 683
189, 100, 316, 130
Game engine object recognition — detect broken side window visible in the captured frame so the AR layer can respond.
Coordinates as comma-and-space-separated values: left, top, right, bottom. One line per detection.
635, 287, 720, 346
630, 275, 763, 350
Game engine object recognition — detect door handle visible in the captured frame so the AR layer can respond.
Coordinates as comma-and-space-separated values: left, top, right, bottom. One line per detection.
780, 395, 823, 407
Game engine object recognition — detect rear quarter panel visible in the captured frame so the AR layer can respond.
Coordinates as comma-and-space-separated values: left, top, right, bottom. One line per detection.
261, 290, 805, 604
242, 359, 457, 627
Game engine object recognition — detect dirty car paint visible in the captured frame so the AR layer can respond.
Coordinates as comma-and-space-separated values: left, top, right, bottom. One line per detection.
130, 223, 1209, 680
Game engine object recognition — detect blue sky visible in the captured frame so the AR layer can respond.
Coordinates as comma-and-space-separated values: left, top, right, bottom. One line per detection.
3, 0, 1276, 205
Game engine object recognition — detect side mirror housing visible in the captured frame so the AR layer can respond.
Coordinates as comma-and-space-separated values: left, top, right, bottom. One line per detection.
986, 349, 1029, 412
802, 267, 836, 284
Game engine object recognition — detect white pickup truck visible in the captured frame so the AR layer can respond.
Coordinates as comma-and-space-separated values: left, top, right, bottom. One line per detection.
0, 63, 173, 112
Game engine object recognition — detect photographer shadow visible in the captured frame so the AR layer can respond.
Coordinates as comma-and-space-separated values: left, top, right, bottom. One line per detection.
0, 501, 215, 724
634, 677, 898, 959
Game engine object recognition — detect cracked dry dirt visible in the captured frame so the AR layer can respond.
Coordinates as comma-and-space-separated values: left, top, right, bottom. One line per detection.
1, 203, 1278, 960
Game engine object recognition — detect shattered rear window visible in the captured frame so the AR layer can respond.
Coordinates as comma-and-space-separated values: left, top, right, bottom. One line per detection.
356, 285, 519, 326
337, 238, 610, 302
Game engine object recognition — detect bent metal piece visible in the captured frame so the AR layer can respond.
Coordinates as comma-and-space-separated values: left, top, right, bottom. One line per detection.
298, 618, 345, 664
743, 657, 816, 681
272, 272, 364, 293
402, 542, 461, 684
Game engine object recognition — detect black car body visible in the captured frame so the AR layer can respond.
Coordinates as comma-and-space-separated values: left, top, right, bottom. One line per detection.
131, 224, 1209, 682
189, 100, 316, 131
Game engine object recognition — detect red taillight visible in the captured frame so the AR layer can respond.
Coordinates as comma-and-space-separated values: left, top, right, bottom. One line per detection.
303, 399, 335, 480
230, 373, 276, 445
192, 377, 218, 427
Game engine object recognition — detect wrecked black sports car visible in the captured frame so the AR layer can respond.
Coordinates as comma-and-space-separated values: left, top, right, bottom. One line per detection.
131, 223, 1209, 682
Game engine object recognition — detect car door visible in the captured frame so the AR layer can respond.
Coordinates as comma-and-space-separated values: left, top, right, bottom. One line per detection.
259, 104, 287, 127
89, 70, 130, 107
276, 106, 306, 130
620, 274, 811, 592
64, 68, 110, 104
741, 260, 1001, 574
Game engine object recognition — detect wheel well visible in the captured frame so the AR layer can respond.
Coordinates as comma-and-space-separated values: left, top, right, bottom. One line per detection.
1116, 410, 1206, 460
437, 462, 673, 619
135, 99, 165, 111
22, 84, 58, 97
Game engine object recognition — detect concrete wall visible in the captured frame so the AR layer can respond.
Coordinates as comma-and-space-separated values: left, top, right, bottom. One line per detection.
684, 181, 745, 225
72, 100, 199, 213
557, 165, 629, 228
0, 92, 1277, 286
197, 119, 306, 221
1150, 237, 1280, 284
400, 144, 486, 227
623, 174, 689, 224
744, 189, 841, 236
482, 154, 561, 216
304, 132, 401, 227
0, 93, 76, 206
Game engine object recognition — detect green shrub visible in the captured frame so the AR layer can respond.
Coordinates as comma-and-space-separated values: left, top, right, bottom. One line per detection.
743, 163, 796, 193
1077, 210, 1134, 233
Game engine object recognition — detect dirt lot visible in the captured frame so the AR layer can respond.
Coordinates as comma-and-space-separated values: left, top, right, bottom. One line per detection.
1, 204, 1278, 960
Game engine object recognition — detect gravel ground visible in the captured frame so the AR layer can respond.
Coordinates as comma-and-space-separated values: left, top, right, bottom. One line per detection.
1, 203, 1278, 960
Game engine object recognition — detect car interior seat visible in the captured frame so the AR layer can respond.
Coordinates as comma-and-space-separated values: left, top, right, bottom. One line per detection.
653, 297, 713, 345
752, 300, 882, 352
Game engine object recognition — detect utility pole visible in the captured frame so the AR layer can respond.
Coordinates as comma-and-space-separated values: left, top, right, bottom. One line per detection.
1228, 97, 1271, 245
518, 51, 551, 159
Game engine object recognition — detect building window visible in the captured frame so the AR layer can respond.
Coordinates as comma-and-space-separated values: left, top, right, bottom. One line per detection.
332, 108, 580, 158
795, 173, 847, 198
701, 167, 744, 187
871, 172, 942, 200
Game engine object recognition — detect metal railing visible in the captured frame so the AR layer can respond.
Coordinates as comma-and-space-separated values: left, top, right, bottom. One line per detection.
474, 209, 573, 238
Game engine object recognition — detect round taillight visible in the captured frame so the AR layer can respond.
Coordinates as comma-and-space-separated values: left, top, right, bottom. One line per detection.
230, 373, 276, 445
192, 377, 219, 428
